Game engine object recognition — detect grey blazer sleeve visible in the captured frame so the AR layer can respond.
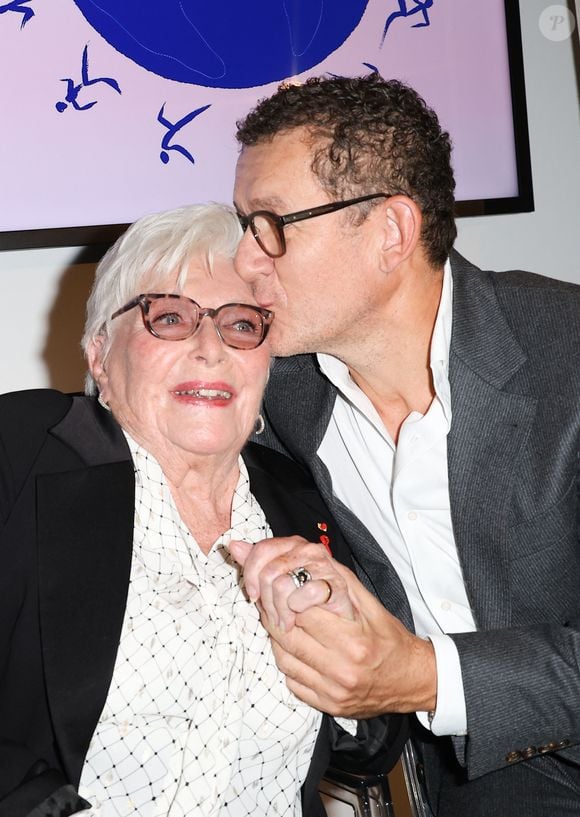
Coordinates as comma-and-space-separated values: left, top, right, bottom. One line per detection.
451, 617, 580, 778
444, 260, 580, 780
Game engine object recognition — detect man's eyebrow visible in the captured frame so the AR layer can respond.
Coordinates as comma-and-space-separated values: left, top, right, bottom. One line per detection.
234, 195, 287, 214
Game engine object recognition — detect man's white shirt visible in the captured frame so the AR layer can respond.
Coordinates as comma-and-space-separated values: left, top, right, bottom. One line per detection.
317, 261, 475, 735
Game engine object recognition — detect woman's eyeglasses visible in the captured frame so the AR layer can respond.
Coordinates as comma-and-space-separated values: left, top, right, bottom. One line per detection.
237, 192, 389, 258
111, 293, 273, 350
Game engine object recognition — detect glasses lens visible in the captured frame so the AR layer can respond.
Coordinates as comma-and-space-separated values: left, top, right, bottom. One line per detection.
147, 296, 197, 340
252, 213, 284, 258
216, 305, 266, 349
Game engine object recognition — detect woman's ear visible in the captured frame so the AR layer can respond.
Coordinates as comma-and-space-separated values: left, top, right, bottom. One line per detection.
87, 334, 109, 398
377, 195, 423, 271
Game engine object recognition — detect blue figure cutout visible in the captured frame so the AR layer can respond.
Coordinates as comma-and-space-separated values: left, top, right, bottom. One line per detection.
0, 0, 35, 28
382, 0, 434, 45
55, 44, 121, 112
157, 103, 211, 165
328, 63, 378, 81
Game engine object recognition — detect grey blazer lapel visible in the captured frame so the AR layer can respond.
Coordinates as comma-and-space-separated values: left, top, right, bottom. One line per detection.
38, 397, 135, 785
266, 355, 337, 465
448, 253, 537, 629
266, 356, 414, 628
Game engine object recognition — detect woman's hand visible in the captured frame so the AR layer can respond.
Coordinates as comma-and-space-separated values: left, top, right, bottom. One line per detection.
230, 536, 355, 631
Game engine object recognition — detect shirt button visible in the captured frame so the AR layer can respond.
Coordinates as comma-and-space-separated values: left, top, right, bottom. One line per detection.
441, 600, 452, 611
407, 511, 418, 521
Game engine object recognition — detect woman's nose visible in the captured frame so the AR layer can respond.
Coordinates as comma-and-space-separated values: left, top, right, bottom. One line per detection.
234, 229, 275, 285
187, 315, 226, 362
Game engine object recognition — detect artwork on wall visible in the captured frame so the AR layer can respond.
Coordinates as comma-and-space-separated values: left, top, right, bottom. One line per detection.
0, 0, 533, 250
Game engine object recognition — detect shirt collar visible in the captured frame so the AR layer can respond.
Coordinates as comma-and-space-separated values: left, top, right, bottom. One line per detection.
122, 430, 263, 550
431, 259, 453, 370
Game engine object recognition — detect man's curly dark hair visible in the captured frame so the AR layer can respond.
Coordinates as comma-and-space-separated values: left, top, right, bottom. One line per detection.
236, 73, 457, 267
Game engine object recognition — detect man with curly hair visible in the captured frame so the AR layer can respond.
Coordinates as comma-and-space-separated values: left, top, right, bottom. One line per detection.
231, 73, 580, 815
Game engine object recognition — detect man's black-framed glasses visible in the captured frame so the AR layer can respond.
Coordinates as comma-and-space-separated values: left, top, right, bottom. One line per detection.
111, 293, 274, 350
237, 192, 389, 258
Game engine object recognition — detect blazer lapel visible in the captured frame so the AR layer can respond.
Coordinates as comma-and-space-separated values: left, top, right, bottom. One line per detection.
448, 253, 537, 629
264, 359, 414, 628
265, 355, 337, 468
37, 398, 135, 785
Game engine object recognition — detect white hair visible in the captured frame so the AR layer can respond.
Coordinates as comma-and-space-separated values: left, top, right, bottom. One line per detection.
81, 203, 243, 394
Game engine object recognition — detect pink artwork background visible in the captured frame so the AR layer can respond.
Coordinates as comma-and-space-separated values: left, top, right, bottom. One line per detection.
0, 0, 521, 235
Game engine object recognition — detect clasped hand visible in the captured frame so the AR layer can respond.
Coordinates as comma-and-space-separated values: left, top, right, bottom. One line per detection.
229, 536, 437, 718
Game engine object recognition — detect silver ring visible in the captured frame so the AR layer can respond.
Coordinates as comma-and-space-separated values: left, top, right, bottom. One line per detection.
288, 566, 312, 589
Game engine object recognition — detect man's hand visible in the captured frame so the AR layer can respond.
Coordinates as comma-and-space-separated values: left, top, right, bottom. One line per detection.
230, 536, 437, 718
269, 561, 437, 718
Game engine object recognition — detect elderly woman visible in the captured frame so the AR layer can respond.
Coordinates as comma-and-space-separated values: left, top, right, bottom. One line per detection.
0, 204, 401, 817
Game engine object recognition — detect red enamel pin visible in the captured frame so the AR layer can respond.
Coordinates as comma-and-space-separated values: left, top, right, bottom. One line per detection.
317, 522, 331, 553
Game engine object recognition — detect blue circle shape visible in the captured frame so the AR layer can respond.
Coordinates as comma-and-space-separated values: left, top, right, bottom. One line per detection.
72, 1, 370, 88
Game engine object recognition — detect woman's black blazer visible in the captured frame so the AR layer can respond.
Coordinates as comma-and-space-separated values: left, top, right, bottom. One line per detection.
0, 390, 404, 817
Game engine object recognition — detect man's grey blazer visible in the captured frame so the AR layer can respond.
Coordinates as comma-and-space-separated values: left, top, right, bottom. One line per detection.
258, 251, 580, 802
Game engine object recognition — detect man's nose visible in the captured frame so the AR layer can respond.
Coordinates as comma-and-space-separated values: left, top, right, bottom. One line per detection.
235, 228, 275, 284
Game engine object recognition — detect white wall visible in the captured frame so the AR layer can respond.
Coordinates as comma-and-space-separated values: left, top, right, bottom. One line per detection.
1, 0, 578, 394
455, 0, 580, 282
0, 247, 95, 393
